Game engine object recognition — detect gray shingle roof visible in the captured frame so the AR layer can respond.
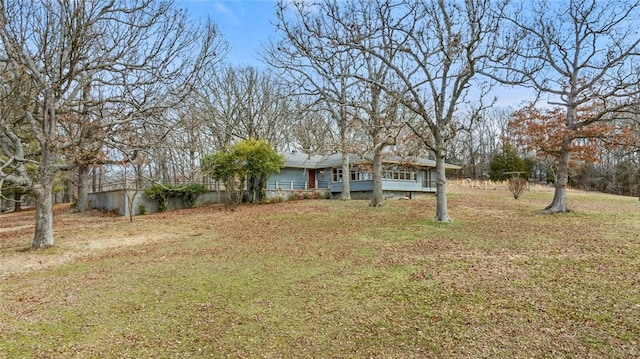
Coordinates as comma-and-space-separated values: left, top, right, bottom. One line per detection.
282, 152, 461, 170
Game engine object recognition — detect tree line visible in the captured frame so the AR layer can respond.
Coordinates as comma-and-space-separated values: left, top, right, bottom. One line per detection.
1, 0, 639, 249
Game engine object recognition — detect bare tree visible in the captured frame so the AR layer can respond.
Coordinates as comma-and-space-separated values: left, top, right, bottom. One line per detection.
161, 109, 217, 183
453, 107, 512, 179
268, 1, 413, 205
193, 66, 294, 153
266, 0, 368, 200
72, 12, 226, 212
339, 0, 503, 221
294, 1, 408, 207
343, 3, 407, 208
289, 100, 337, 155
0, 0, 226, 248
0, 65, 36, 209
490, 0, 640, 213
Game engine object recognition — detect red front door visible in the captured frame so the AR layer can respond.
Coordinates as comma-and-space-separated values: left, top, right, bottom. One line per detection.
308, 170, 316, 189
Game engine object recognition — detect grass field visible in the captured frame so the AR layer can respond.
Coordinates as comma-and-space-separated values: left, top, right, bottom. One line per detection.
0, 185, 639, 358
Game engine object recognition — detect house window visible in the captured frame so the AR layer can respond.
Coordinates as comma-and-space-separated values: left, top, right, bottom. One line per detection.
351, 165, 372, 181
332, 168, 343, 182
423, 169, 434, 188
383, 166, 417, 182
332, 166, 373, 182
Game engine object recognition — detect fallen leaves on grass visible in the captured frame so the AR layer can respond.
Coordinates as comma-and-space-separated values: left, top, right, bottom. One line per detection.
0, 186, 639, 358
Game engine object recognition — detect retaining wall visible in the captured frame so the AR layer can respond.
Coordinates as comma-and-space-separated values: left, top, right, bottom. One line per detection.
88, 188, 328, 216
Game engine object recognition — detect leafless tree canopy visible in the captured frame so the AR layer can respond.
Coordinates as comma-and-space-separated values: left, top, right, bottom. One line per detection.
2, 0, 639, 247
489, 0, 640, 212
285, 0, 505, 220
0, 0, 227, 248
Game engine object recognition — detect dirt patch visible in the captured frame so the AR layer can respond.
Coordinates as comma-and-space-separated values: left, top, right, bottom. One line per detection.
0, 201, 330, 278
0, 204, 172, 278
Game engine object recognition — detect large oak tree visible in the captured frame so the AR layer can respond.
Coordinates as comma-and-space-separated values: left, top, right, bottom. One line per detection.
340, 0, 504, 221
490, 0, 640, 213
0, 0, 225, 248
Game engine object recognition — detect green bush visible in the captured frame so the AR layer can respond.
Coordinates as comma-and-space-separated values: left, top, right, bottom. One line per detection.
180, 183, 207, 208
144, 184, 172, 212
201, 139, 285, 205
489, 145, 527, 181
287, 191, 304, 201
143, 183, 208, 212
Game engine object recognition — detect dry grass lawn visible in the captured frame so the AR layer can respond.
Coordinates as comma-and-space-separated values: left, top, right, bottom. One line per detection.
0, 184, 639, 358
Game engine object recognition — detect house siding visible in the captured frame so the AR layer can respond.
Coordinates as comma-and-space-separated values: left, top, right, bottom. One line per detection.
330, 180, 373, 193
278, 152, 460, 199
328, 168, 437, 195
267, 167, 308, 190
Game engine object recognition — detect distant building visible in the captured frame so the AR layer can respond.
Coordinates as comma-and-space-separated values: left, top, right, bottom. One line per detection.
86, 152, 463, 215
268, 152, 461, 200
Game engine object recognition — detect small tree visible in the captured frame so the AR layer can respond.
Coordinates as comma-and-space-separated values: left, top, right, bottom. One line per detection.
490, 0, 640, 213
201, 150, 241, 208
508, 104, 636, 193
508, 177, 528, 200
202, 139, 284, 207
488, 145, 527, 181
235, 139, 285, 203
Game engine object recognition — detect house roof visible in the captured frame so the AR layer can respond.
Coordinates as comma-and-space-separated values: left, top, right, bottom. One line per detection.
282, 152, 462, 170
281, 152, 330, 168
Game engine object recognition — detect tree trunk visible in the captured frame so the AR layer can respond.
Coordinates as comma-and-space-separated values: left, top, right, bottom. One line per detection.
544, 146, 571, 213
224, 178, 239, 209
340, 152, 351, 200
13, 192, 22, 212
258, 173, 267, 202
98, 165, 104, 192
248, 174, 264, 203
76, 164, 89, 212
32, 93, 57, 250
126, 190, 137, 222
434, 152, 451, 222
369, 147, 384, 207
32, 178, 55, 249
247, 175, 255, 203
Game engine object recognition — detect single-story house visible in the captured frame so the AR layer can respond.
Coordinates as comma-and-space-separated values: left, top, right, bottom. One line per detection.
86, 152, 462, 215
267, 152, 462, 200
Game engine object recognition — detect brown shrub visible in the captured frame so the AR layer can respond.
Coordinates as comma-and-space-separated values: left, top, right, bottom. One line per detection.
508, 177, 528, 199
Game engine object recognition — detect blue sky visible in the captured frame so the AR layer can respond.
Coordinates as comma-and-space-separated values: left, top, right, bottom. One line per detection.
177, 0, 278, 66
176, 0, 533, 107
